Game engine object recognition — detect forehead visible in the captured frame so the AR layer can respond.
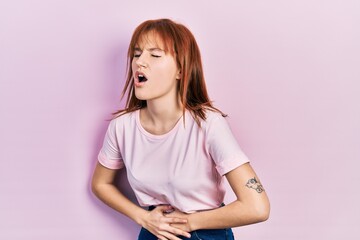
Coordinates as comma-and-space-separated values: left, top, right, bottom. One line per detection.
135, 31, 169, 51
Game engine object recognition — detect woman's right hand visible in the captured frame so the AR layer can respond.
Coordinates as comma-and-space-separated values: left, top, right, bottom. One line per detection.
140, 205, 191, 240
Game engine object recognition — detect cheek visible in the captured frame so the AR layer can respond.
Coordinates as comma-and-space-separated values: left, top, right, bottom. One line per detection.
131, 60, 137, 70
156, 69, 177, 85
156, 61, 178, 79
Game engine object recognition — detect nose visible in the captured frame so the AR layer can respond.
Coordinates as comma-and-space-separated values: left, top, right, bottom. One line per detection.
135, 55, 148, 69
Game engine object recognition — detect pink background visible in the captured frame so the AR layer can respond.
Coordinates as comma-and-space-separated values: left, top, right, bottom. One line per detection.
1, 0, 359, 239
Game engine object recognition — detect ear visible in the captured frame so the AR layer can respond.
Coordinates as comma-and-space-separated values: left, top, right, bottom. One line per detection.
176, 69, 181, 80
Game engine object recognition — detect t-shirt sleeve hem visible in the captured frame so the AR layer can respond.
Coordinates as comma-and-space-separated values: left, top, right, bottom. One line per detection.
98, 151, 124, 170
216, 157, 250, 176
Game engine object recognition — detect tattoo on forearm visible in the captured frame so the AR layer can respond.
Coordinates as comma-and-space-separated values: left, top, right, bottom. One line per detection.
245, 177, 264, 193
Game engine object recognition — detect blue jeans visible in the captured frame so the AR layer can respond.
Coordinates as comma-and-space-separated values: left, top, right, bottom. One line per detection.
138, 227, 235, 240
138, 204, 235, 240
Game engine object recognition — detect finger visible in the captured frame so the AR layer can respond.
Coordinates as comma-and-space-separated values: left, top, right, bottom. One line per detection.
155, 205, 174, 212
165, 209, 186, 217
158, 223, 190, 238
157, 231, 182, 240
156, 222, 190, 239
168, 226, 191, 238
162, 217, 187, 224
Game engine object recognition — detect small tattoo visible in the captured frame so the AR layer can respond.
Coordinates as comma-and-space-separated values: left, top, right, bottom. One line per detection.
245, 177, 264, 193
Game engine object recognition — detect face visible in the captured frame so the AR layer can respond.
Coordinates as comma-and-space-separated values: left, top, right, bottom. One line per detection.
131, 32, 180, 102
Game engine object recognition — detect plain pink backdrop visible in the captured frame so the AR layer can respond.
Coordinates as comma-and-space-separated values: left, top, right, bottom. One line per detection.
1, 0, 359, 239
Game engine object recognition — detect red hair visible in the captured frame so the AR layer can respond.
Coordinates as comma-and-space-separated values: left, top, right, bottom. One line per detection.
112, 18, 225, 125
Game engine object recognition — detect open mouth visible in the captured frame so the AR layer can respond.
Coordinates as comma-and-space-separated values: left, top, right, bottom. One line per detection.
138, 74, 147, 82
136, 71, 148, 83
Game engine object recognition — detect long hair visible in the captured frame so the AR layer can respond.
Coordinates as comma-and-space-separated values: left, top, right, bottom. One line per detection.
112, 18, 226, 125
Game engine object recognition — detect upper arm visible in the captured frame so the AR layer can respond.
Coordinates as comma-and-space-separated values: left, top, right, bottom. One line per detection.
225, 163, 270, 218
97, 119, 125, 169
207, 114, 250, 176
92, 162, 118, 187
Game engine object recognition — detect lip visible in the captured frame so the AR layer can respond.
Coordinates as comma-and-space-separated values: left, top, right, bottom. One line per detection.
134, 70, 148, 87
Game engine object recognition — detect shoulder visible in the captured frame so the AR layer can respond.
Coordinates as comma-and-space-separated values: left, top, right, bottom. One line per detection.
108, 110, 138, 130
202, 109, 227, 128
205, 109, 225, 121
187, 109, 229, 137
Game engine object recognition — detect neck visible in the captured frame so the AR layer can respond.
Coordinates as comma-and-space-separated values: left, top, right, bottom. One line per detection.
145, 96, 183, 124
140, 95, 183, 135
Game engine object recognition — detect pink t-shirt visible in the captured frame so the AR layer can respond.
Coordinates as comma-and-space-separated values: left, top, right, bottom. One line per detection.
98, 109, 250, 213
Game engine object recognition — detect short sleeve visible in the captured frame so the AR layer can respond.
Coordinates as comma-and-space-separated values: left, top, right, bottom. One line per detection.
207, 114, 250, 176
97, 119, 124, 170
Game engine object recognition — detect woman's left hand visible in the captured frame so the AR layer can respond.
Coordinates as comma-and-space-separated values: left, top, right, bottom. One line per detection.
164, 209, 192, 232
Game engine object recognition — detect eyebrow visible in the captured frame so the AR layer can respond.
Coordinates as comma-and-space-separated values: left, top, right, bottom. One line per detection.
134, 47, 164, 52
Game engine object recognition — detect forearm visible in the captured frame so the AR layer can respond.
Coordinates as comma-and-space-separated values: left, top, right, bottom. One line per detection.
189, 198, 270, 230
92, 183, 147, 225
91, 163, 192, 240
187, 163, 271, 230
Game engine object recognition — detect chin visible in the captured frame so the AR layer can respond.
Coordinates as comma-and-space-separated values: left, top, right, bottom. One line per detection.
134, 92, 149, 101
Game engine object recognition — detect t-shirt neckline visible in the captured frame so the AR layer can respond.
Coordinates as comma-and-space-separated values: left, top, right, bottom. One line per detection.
135, 109, 184, 140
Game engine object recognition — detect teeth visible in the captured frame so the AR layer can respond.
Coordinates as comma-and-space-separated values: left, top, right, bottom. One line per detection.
138, 73, 147, 82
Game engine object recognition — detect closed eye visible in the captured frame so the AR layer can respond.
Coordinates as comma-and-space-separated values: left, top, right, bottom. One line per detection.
151, 55, 161, 58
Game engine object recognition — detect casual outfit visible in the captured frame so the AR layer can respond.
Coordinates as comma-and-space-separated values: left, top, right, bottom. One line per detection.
98, 109, 249, 239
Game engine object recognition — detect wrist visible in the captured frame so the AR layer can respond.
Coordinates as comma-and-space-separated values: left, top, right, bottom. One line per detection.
134, 208, 149, 227
188, 212, 200, 231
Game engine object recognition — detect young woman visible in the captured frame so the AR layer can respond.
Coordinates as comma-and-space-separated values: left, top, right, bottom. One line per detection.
92, 18, 270, 240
